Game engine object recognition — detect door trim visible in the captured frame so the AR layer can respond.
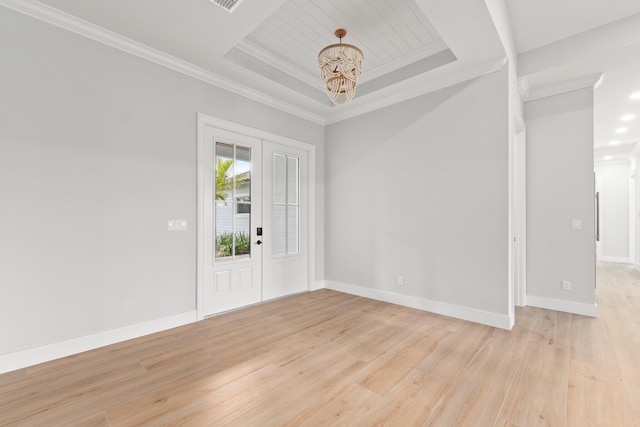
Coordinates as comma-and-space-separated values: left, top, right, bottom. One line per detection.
514, 115, 527, 308
196, 113, 317, 320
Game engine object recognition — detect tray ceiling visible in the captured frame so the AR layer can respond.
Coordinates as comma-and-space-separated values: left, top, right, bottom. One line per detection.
14, 0, 461, 118
4, 0, 640, 141
236, 0, 447, 88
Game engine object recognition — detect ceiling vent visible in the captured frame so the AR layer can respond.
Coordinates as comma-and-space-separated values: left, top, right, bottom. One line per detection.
211, 0, 244, 13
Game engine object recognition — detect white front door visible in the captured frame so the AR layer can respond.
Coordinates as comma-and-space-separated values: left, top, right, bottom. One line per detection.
203, 127, 262, 315
262, 141, 308, 301
197, 115, 313, 319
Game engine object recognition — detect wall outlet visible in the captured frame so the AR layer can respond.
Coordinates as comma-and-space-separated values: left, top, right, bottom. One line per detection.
562, 280, 571, 291
396, 275, 404, 286
572, 219, 582, 230
168, 220, 188, 231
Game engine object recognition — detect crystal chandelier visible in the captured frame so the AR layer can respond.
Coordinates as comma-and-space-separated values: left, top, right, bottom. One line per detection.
318, 29, 364, 106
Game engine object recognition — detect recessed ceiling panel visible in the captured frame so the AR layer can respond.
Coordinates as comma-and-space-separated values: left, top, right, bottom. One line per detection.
236, 0, 449, 92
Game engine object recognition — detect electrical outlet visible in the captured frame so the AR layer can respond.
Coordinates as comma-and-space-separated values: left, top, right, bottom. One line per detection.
168, 220, 188, 231
562, 280, 571, 291
396, 275, 404, 286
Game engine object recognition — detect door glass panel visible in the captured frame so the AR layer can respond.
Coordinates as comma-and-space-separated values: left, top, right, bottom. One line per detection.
272, 153, 300, 256
234, 146, 251, 257
215, 142, 252, 261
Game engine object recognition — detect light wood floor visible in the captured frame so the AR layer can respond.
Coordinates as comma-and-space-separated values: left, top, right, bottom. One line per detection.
1, 262, 639, 426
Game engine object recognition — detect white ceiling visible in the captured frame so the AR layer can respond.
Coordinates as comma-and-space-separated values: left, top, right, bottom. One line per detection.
239, 0, 446, 86
594, 57, 640, 160
4, 0, 640, 145
507, 0, 640, 160
507, 0, 640, 53
5, 0, 506, 122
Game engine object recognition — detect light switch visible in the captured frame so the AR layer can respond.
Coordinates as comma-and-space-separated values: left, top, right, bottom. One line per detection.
168, 220, 187, 231
572, 219, 582, 230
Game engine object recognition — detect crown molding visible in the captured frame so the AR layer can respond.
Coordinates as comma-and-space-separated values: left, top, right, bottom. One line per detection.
594, 141, 638, 152
325, 56, 507, 125
235, 39, 321, 89
518, 77, 531, 100
594, 143, 636, 165
594, 158, 631, 166
521, 73, 604, 102
0, 0, 325, 125
1, 0, 515, 127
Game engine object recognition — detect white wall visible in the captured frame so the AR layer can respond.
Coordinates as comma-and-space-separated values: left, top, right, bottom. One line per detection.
0, 8, 324, 357
525, 88, 596, 313
595, 161, 630, 262
485, 0, 525, 320
325, 67, 511, 327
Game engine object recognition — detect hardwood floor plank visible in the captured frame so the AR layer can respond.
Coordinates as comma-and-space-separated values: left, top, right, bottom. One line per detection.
356, 326, 450, 396
415, 322, 493, 382
0, 361, 147, 425
498, 341, 569, 426
424, 330, 522, 426
495, 419, 520, 427
66, 412, 110, 427
104, 337, 306, 426
614, 336, 640, 425
0, 369, 25, 388
570, 315, 596, 364
281, 382, 382, 427
1, 346, 221, 426
366, 368, 452, 426
110, 363, 296, 426
0, 263, 638, 426
566, 359, 635, 426
219, 348, 367, 426
554, 311, 574, 350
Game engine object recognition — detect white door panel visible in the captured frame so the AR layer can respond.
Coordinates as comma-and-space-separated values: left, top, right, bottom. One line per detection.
203, 128, 262, 315
263, 142, 308, 301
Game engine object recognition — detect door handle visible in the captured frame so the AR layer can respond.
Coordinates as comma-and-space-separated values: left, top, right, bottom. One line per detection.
256, 240, 262, 245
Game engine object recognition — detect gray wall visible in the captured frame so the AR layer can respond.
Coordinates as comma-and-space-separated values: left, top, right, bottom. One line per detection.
0, 8, 324, 355
525, 88, 596, 305
325, 67, 510, 316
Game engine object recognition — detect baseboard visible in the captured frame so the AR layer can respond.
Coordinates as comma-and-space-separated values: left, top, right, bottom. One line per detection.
597, 256, 630, 263
310, 280, 325, 291
0, 310, 197, 374
325, 280, 512, 330
526, 295, 598, 317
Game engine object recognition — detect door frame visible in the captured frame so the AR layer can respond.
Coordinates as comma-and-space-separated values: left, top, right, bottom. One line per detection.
513, 114, 527, 308
196, 113, 317, 321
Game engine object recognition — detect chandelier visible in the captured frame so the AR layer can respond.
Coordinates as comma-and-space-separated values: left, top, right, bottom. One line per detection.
318, 29, 364, 106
